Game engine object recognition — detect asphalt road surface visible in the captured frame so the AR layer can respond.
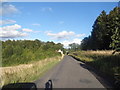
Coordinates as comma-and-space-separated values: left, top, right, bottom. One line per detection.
34, 55, 107, 88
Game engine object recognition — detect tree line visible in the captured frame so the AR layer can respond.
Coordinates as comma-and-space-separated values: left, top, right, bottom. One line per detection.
1, 39, 63, 66
81, 7, 120, 50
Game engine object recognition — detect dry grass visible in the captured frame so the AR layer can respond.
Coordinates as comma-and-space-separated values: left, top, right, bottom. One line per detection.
0, 56, 61, 87
84, 50, 114, 55
71, 50, 115, 62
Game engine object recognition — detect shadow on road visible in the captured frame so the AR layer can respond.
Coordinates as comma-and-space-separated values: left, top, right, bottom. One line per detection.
1, 80, 53, 90
79, 63, 89, 70
1, 82, 37, 90
45, 80, 53, 90
70, 55, 116, 88
79, 62, 115, 89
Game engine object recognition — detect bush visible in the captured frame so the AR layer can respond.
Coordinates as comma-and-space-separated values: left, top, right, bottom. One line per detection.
2, 40, 63, 67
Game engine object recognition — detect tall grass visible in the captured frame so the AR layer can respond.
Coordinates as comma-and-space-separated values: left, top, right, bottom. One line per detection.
70, 50, 120, 82
0, 56, 61, 87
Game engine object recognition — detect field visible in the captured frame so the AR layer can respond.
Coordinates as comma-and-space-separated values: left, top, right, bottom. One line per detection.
69, 50, 120, 84
0, 56, 61, 87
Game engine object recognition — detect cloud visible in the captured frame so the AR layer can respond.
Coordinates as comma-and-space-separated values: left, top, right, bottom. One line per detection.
2, 24, 21, 30
61, 38, 82, 48
22, 28, 33, 32
0, 24, 27, 38
32, 23, 41, 26
0, 19, 16, 25
76, 34, 85, 37
0, 3, 19, 16
22, 28, 41, 33
46, 30, 85, 40
59, 21, 64, 24
46, 30, 85, 48
47, 31, 75, 40
41, 7, 53, 12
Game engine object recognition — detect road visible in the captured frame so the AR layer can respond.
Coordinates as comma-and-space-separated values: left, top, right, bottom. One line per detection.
34, 55, 107, 88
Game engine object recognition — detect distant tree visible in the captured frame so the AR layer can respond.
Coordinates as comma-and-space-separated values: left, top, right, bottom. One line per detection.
69, 43, 80, 51
3, 45, 13, 58
2, 39, 64, 66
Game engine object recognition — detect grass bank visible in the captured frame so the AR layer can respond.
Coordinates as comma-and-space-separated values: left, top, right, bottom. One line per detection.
0, 56, 61, 87
69, 50, 120, 85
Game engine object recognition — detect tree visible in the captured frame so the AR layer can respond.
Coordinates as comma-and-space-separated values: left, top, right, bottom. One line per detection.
109, 7, 120, 49
91, 10, 112, 50
80, 36, 92, 50
81, 7, 120, 50
2, 39, 64, 66
69, 43, 80, 51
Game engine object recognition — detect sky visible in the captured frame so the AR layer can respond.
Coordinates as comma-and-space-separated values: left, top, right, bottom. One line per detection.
0, 1, 118, 48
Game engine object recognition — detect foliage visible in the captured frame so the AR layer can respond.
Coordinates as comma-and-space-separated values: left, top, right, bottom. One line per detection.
2, 39, 63, 67
81, 7, 120, 50
109, 7, 120, 49
68, 43, 80, 51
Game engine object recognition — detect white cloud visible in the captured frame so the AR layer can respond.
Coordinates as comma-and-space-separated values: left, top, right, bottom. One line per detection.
59, 21, 64, 24
22, 28, 41, 33
32, 23, 41, 26
0, 19, 16, 25
0, 24, 27, 38
2, 24, 21, 30
61, 38, 82, 48
41, 7, 53, 12
46, 30, 85, 48
76, 34, 85, 37
47, 31, 75, 40
46, 30, 85, 40
73, 38, 82, 44
0, 3, 19, 16
22, 28, 33, 32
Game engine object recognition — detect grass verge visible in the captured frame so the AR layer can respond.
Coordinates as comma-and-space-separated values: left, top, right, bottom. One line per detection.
0, 56, 61, 87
